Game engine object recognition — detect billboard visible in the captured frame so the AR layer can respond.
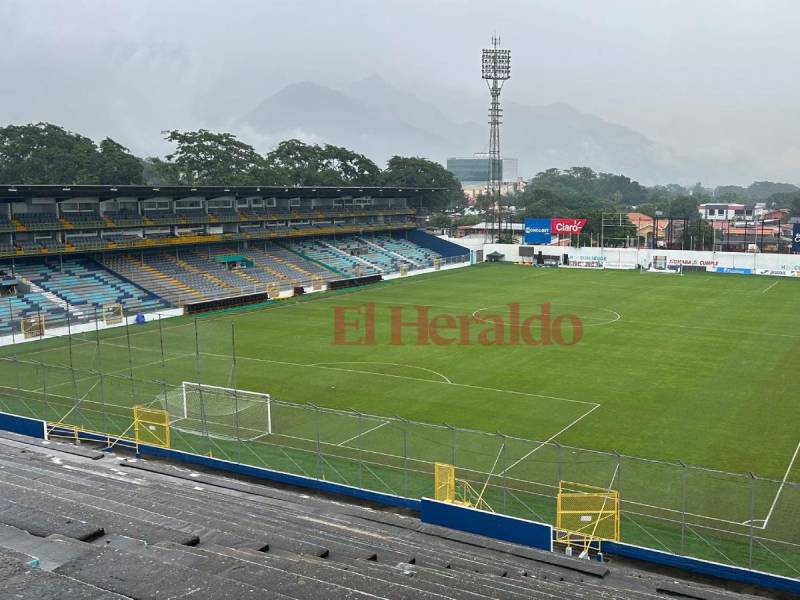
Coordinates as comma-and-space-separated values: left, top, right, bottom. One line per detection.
551, 218, 587, 235
793, 223, 800, 254
524, 218, 552, 244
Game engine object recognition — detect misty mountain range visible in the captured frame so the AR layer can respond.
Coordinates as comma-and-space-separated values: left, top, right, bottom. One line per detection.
238, 76, 722, 186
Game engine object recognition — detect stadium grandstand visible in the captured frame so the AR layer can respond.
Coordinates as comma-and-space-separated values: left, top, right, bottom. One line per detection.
0, 431, 772, 600
0, 185, 469, 336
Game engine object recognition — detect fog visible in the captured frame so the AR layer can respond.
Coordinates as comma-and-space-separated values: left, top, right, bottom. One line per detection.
1, 0, 798, 184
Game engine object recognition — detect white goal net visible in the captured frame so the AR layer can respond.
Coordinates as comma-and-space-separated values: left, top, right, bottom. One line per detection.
164, 381, 272, 441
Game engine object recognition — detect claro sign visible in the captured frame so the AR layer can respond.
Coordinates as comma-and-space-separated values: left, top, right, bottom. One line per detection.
551, 218, 587, 235
524, 218, 588, 244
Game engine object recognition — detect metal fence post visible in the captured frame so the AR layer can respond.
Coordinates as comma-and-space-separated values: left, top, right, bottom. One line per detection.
42, 360, 49, 422
448, 424, 456, 467
401, 418, 408, 498
748, 472, 756, 570
499, 432, 507, 513
315, 404, 322, 479
555, 442, 563, 487
356, 410, 364, 489
679, 460, 687, 555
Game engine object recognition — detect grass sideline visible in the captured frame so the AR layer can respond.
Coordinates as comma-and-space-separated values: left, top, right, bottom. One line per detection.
0, 263, 798, 576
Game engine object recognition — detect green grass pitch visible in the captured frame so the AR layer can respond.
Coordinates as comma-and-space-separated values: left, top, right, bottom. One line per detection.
1, 263, 798, 576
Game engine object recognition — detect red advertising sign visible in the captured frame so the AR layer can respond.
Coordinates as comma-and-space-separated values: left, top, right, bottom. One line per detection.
551, 218, 587, 235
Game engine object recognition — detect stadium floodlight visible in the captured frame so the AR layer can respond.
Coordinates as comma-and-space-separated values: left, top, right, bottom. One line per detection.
481, 47, 511, 81
480, 36, 511, 243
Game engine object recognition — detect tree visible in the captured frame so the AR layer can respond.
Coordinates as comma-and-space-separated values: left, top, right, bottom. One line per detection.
97, 138, 144, 184
151, 129, 275, 185
380, 156, 465, 212
428, 213, 451, 230
668, 195, 701, 221
266, 139, 379, 186
0, 123, 102, 184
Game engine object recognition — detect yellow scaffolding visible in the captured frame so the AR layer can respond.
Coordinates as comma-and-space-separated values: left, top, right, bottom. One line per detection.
556, 480, 620, 549
434, 463, 493, 512
133, 405, 171, 448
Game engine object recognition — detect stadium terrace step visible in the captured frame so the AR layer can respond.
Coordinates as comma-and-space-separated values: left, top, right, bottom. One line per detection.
55, 544, 282, 600
0, 498, 105, 542
132, 541, 391, 600
196, 544, 493, 600
0, 471, 201, 546
0, 440, 769, 600
0, 524, 98, 571
0, 545, 128, 600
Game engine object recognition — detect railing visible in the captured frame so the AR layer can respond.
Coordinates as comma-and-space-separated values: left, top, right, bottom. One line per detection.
0, 222, 416, 259
1, 208, 416, 233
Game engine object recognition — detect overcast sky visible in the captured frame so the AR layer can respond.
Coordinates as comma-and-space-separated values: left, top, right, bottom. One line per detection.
1, 0, 798, 185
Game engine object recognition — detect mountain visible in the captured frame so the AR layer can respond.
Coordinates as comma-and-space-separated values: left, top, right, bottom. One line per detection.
239, 77, 687, 183
239, 81, 453, 166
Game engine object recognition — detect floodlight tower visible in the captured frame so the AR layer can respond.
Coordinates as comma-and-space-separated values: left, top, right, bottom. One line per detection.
481, 36, 511, 242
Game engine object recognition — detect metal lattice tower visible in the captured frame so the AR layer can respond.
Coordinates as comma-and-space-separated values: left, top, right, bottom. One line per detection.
481, 36, 511, 242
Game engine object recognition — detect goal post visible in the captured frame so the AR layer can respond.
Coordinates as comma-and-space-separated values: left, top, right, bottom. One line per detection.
166, 381, 272, 441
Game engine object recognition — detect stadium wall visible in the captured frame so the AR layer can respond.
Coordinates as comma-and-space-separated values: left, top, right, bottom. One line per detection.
0, 411, 46, 439
602, 541, 800, 595
420, 498, 553, 551
482, 244, 800, 276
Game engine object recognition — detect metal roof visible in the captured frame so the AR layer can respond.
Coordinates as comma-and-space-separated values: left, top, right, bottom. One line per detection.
0, 185, 447, 202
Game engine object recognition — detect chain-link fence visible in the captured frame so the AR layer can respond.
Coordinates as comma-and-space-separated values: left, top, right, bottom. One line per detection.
0, 350, 796, 579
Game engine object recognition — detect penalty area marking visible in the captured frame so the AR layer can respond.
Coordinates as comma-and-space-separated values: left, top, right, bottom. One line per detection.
742, 439, 800, 530
337, 420, 391, 447
761, 280, 779, 294
498, 403, 601, 476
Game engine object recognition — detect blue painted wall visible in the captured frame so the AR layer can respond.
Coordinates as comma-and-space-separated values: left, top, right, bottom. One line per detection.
0, 411, 45, 439
420, 498, 552, 551
402, 229, 470, 258
138, 444, 420, 511
602, 541, 800, 594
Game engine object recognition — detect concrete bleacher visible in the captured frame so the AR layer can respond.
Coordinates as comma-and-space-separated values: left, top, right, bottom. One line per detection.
101, 245, 339, 305
369, 234, 440, 268
13, 212, 61, 230
0, 292, 64, 337
9, 258, 167, 317
0, 432, 765, 600
95, 235, 450, 305
288, 238, 382, 277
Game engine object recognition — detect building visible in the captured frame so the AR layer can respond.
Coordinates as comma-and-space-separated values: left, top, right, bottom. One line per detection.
446, 156, 522, 200
698, 203, 754, 222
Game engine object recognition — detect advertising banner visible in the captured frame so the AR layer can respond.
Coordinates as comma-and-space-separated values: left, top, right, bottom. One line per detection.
551, 218, 587, 235
524, 218, 552, 244
793, 223, 800, 254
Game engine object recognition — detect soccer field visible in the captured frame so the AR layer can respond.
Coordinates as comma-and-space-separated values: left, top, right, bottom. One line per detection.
1, 263, 798, 575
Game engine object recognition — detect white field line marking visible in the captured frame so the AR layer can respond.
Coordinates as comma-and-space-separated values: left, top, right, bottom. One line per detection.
761, 280, 779, 294
758, 439, 800, 529
499, 403, 601, 476
200, 350, 600, 407
471, 304, 622, 328
309, 361, 452, 384
337, 420, 391, 447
